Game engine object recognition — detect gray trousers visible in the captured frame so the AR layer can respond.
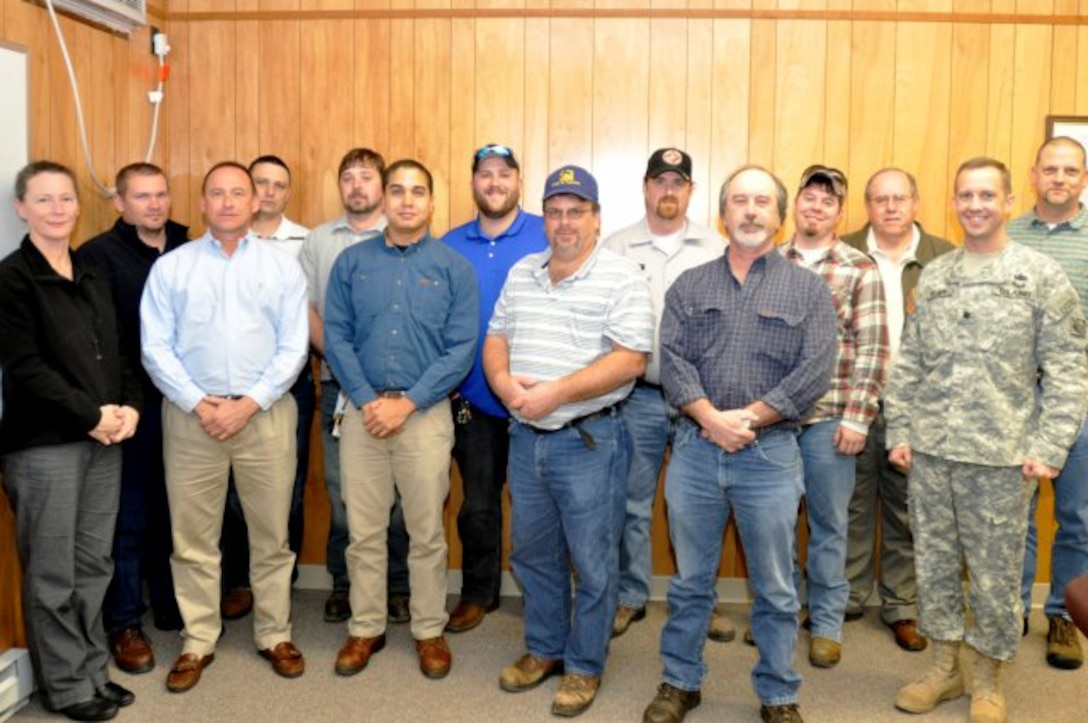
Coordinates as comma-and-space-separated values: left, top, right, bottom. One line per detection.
844, 412, 918, 622
910, 453, 1033, 661
2, 442, 121, 709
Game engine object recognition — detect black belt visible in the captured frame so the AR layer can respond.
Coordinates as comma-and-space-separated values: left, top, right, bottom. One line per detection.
525, 404, 619, 450
635, 379, 663, 391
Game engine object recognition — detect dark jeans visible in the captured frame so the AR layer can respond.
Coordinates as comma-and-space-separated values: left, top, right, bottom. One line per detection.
222, 364, 316, 590
103, 400, 180, 632
451, 401, 509, 604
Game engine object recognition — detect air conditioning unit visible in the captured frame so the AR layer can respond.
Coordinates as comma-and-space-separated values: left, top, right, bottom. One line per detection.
41, 0, 147, 36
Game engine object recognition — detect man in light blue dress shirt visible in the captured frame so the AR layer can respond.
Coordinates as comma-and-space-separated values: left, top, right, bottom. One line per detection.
141, 161, 310, 692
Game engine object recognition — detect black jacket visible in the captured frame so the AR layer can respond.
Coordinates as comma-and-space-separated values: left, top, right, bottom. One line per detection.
75, 218, 188, 399
0, 236, 142, 454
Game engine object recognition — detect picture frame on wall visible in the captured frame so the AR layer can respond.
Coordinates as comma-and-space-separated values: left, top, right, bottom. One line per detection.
1046, 115, 1088, 205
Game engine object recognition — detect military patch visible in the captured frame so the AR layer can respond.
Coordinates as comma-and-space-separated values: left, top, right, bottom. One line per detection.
1012, 271, 1029, 289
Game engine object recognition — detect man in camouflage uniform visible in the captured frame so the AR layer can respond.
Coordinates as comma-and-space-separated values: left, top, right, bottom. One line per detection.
885, 157, 1087, 723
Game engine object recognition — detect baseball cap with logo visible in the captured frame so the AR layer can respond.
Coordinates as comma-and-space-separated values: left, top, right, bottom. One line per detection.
542, 165, 599, 204
799, 164, 847, 200
645, 148, 693, 181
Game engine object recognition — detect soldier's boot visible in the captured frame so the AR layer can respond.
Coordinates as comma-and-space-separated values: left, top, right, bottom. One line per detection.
969, 654, 1006, 723
894, 640, 965, 713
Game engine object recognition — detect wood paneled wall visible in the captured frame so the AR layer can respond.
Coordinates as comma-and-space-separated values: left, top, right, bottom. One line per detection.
162, 0, 1076, 574
2, 0, 1079, 649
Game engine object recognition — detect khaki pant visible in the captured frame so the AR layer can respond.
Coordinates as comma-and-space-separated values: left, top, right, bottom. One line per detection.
163, 396, 297, 655
340, 400, 452, 640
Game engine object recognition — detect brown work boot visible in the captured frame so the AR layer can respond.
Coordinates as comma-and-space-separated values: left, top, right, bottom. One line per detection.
895, 640, 965, 713
808, 636, 841, 668
499, 653, 563, 692
110, 627, 155, 674
969, 654, 1006, 723
707, 609, 736, 643
551, 673, 600, 717
760, 703, 804, 722
612, 605, 646, 638
643, 682, 701, 723
1046, 615, 1084, 670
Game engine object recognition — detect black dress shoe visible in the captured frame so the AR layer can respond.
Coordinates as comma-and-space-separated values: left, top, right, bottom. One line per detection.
388, 593, 411, 624
55, 697, 119, 721
96, 681, 135, 707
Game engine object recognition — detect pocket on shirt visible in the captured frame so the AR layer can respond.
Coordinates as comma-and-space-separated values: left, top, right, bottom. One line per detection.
754, 307, 805, 365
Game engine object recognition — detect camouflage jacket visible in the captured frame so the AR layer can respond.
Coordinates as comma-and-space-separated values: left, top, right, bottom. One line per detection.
885, 241, 1088, 469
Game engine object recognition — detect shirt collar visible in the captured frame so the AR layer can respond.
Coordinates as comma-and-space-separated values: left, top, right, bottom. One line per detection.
864, 223, 921, 262
1027, 203, 1088, 231
332, 214, 388, 236
465, 208, 529, 242
531, 244, 603, 287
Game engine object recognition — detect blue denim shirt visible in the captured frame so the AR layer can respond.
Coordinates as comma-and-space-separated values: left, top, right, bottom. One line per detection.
324, 232, 479, 411
660, 249, 837, 428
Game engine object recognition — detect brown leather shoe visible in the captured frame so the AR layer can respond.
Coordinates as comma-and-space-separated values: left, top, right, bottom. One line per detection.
166, 653, 214, 693
499, 653, 563, 692
324, 590, 351, 623
220, 587, 253, 620
888, 619, 928, 652
612, 605, 646, 638
334, 634, 386, 676
259, 641, 305, 678
416, 636, 452, 679
446, 601, 487, 633
110, 627, 155, 674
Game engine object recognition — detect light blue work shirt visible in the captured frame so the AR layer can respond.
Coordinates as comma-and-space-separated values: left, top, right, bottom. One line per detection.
140, 231, 309, 412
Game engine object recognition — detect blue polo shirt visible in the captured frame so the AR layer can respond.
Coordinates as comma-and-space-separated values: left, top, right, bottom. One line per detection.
442, 210, 547, 418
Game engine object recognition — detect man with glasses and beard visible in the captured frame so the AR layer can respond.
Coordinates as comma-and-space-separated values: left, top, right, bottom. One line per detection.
441, 144, 547, 633
601, 148, 726, 641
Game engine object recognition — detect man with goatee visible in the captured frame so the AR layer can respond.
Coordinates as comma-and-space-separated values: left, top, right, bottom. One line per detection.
441, 145, 547, 633
601, 148, 726, 641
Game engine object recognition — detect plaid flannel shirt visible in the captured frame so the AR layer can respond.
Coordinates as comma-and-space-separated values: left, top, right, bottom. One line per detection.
781, 239, 889, 431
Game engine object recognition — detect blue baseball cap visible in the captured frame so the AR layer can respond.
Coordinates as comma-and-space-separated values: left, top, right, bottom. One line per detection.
542, 165, 599, 204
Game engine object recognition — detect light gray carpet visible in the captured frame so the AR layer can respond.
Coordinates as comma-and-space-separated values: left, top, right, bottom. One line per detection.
13, 592, 1088, 722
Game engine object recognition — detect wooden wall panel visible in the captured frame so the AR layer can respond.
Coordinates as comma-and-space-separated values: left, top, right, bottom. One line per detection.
893, 21, 952, 234
593, 17, 649, 230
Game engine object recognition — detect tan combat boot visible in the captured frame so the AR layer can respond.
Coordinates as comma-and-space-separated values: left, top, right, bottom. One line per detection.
969, 654, 1007, 723
894, 640, 965, 713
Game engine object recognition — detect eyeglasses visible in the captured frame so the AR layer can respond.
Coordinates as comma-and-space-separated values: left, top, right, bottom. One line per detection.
543, 206, 593, 221
869, 194, 914, 207
474, 144, 513, 161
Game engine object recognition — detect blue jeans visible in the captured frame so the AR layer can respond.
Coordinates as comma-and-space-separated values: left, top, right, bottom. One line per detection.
1021, 415, 1088, 618
451, 400, 509, 605
103, 401, 180, 632
508, 411, 628, 677
617, 384, 671, 610
660, 422, 803, 706
321, 380, 410, 593
222, 365, 316, 589
796, 418, 856, 642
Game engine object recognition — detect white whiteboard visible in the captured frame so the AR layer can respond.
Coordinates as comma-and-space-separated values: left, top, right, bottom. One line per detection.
1, 43, 29, 259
